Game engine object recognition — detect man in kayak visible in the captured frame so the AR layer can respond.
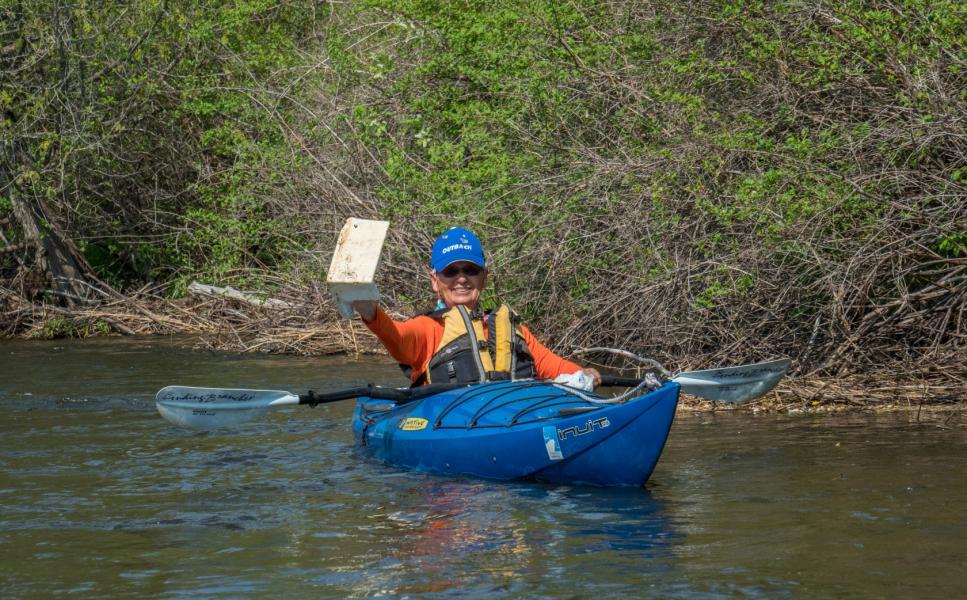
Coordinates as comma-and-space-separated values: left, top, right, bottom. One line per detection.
352, 227, 601, 388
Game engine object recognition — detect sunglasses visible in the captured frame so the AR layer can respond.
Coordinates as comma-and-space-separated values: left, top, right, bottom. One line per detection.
438, 264, 483, 278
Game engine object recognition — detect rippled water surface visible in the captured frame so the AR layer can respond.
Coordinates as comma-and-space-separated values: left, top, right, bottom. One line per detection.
2, 337, 965, 598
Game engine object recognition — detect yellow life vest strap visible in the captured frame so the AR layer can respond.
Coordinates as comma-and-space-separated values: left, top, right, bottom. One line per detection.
437, 307, 471, 349
460, 305, 495, 374
491, 305, 514, 374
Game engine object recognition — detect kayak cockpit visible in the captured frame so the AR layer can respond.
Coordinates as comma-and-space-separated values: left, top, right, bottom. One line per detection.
359, 380, 613, 430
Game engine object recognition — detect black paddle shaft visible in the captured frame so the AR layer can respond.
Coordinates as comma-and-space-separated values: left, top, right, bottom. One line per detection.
298, 382, 471, 406
599, 375, 651, 387
297, 377, 653, 407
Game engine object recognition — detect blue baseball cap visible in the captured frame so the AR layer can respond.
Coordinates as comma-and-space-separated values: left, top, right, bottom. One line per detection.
430, 227, 486, 272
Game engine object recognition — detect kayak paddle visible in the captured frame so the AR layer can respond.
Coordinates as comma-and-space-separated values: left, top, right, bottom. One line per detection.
155, 359, 790, 430
601, 358, 791, 403
155, 382, 469, 430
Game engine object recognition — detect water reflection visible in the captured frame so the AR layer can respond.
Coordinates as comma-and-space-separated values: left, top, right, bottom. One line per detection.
345, 479, 681, 596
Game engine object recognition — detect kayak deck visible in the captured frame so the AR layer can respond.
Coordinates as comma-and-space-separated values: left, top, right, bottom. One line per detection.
352, 380, 680, 487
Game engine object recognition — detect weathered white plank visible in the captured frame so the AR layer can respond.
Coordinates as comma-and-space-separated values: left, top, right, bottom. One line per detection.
326, 218, 390, 318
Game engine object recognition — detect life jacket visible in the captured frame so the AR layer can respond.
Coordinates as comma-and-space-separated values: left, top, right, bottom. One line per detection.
412, 304, 536, 385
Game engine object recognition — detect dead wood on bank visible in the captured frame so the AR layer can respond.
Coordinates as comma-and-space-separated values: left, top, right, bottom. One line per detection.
0, 280, 381, 355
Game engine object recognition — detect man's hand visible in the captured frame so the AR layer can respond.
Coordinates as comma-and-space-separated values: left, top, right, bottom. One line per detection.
582, 367, 602, 387
352, 300, 377, 322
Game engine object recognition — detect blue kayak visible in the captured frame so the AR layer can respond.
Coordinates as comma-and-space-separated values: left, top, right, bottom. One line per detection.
351, 380, 680, 487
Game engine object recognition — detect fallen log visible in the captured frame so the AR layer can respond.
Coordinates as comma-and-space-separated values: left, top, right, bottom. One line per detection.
187, 281, 294, 310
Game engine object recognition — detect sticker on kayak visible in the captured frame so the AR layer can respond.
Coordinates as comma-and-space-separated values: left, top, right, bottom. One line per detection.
543, 426, 564, 460
399, 417, 429, 431
558, 417, 611, 440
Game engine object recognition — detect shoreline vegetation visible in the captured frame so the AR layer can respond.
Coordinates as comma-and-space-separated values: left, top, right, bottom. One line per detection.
3, 283, 963, 412
2, 1, 964, 409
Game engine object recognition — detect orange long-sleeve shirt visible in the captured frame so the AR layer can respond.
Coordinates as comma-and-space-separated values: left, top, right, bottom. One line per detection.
362, 306, 583, 384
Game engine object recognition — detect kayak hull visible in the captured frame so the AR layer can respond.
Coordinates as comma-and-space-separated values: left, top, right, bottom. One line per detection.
352, 381, 679, 487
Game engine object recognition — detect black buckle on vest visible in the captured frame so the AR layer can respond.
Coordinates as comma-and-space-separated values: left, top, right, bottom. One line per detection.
485, 371, 511, 381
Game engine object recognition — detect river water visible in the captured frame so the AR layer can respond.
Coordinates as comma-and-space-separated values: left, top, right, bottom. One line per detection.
1, 337, 964, 598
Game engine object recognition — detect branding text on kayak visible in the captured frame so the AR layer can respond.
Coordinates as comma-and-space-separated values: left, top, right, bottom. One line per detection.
557, 417, 610, 440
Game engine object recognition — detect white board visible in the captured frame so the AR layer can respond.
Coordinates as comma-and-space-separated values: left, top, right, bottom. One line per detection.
326, 218, 390, 318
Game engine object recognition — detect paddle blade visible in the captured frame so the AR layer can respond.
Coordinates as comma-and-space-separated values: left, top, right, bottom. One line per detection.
672, 358, 791, 403
155, 386, 300, 429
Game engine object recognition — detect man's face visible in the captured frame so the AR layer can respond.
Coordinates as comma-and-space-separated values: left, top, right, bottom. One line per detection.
430, 261, 487, 309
